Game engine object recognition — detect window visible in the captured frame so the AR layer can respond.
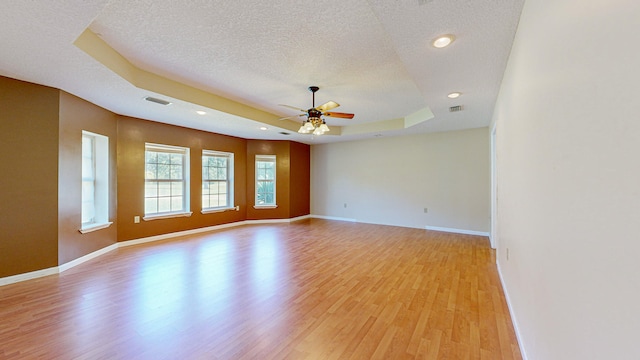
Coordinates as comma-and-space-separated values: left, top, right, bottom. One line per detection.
255, 155, 276, 207
144, 143, 191, 219
81, 135, 95, 224
202, 150, 234, 212
80, 131, 111, 233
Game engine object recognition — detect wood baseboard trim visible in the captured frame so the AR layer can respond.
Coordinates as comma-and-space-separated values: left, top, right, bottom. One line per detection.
425, 225, 490, 237
497, 261, 529, 360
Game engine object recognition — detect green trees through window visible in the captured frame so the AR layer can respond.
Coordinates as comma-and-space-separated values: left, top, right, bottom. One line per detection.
145, 144, 189, 215
255, 155, 276, 206
202, 150, 233, 210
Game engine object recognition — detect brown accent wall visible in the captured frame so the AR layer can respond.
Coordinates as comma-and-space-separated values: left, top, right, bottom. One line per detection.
246, 140, 290, 219
289, 141, 311, 218
246, 140, 310, 220
58, 92, 118, 264
117, 116, 248, 241
1, 74, 311, 278
0, 76, 59, 277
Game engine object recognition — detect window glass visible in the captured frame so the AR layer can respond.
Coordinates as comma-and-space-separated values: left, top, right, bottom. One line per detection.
202, 150, 234, 210
145, 143, 190, 216
255, 155, 276, 206
81, 131, 109, 231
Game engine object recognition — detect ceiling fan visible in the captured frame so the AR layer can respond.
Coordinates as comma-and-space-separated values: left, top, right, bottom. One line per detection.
279, 86, 354, 135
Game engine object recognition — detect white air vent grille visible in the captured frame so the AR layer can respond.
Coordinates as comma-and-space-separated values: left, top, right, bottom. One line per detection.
449, 105, 464, 112
144, 96, 172, 106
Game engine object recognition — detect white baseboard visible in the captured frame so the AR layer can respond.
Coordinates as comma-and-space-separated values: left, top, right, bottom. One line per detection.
119, 221, 248, 248
58, 243, 119, 273
3, 216, 488, 287
1, 215, 318, 287
118, 216, 313, 248
0, 267, 59, 287
246, 218, 296, 225
355, 219, 425, 229
310, 215, 357, 222
497, 261, 528, 360
288, 214, 311, 222
0, 243, 122, 286
311, 217, 486, 236
425, 225, 489, 237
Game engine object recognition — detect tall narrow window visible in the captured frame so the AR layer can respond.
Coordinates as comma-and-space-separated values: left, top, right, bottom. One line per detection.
202, 150, 234, 212
81, 134, 96, 224
144, 143, 191, 219
80, 131, 111, 233
255, 155, 276, 207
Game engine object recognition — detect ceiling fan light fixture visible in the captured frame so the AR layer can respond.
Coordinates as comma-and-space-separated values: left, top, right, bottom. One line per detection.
304, 121, 315, 131
432, 34, 455, 48
299, 121, 311, 134
283, 86, 353, 136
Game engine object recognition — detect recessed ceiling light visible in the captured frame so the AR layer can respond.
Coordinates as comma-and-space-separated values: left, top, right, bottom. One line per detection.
447, 92, 461, 99
260, 127, 268, 131
432, 34, 456, 48
196, 110, 206, 115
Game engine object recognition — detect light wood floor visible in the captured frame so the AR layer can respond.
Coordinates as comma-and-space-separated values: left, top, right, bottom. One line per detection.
0, 219, 521, 359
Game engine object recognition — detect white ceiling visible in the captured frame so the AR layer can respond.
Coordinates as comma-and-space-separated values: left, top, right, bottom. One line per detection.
0, 0, 524, 145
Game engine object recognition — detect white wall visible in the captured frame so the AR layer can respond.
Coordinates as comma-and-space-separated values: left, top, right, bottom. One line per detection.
493, 1, 640, 359
311, 128, 490, 233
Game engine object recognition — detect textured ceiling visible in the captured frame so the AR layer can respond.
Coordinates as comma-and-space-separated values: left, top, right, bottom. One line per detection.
0, 0, 524, 144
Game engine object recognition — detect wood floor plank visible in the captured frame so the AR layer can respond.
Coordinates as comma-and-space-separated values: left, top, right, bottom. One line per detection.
0, 219, 521, 359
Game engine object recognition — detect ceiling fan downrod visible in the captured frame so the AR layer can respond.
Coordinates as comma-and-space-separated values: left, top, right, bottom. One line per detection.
308, 86, 319, 108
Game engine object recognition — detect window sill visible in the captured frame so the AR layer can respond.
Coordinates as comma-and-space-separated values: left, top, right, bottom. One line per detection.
79, 222, 113, 234
253, 205, 278, 209
143, 212, 193, 221
201, 206, 239, 214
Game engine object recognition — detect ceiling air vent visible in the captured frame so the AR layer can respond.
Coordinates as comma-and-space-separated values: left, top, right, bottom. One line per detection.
449, 105, 464, 112
144, 96, 172, 106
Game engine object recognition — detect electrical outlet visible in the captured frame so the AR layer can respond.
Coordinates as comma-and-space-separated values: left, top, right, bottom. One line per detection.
134, 216, 140, 224
423, 207, 428, 213
344, 203, 347, 208
506, 248, 510, 260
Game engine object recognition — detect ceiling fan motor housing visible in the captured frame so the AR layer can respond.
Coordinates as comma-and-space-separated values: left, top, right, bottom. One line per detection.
308, 108, 322, 118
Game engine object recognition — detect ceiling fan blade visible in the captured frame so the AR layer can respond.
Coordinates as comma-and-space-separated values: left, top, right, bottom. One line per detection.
316, 101, 340, 112
278, 104, 306, 112
324, 112, 354, 119
278, 114, 305, 121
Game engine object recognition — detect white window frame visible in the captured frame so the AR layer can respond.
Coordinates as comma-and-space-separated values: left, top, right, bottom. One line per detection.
143, 143, 192, 220
254, 154, 277, 209
80, 131, 112, 234
202, 150, 235, 213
